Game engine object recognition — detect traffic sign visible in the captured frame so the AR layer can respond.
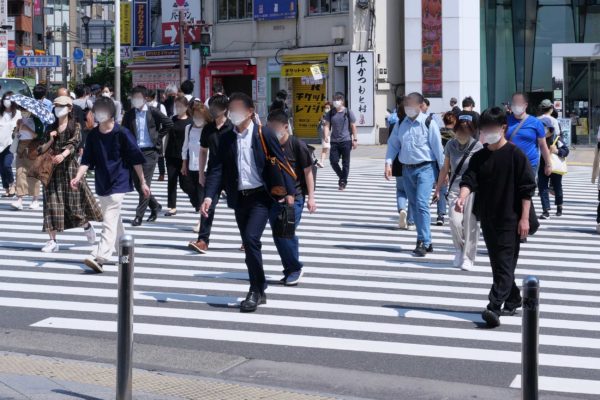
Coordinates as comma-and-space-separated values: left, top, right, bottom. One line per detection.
72, 47, 84, 63
161, 23, 201, 44
14, 55, 61, 68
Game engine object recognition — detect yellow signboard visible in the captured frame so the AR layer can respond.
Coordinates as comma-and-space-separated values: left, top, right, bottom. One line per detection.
292, 78, 327, 138
282, 63, 327, 79
121, 2, 131, 45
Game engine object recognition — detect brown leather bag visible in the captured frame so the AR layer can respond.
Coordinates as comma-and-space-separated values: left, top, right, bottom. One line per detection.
27, 138, 55, 186
26, 139, 45, 160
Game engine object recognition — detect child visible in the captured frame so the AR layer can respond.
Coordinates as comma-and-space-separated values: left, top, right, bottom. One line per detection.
455, 106, 536, 328
537, 117, 569, 219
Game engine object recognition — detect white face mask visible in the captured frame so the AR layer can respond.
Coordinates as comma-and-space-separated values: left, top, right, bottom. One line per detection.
102, 92, 111, 98
405, 106, 419, 118
324, 107, 331, 114
3, 100, 11, 109
229, 111, 247, 127
511, 104, 526, 116
481, 131, 502, 145
175, 106, 187, 116
131, 98, 145, 109
54, 106, 69, 118
333, 100, 343, 109
95, 111, 110, 124
193, 117, 205, 127
276, 131, 286, 140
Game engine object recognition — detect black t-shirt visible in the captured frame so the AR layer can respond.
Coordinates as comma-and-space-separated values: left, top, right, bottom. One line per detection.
282, 136, 313, 196
460, 142, 536, 228
201, 118, 234, 173
165, 116, 191, 159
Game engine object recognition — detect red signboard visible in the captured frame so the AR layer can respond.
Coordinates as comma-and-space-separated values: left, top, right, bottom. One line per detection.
422, 0, 442, 98
161, 22, 201, 44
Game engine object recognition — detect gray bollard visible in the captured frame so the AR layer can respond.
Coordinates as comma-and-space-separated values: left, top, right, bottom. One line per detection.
521, 276, 540, 400
116, 235, 134, 400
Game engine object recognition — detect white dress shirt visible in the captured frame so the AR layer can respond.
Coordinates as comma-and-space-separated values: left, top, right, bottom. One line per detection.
235, 121, 263, 190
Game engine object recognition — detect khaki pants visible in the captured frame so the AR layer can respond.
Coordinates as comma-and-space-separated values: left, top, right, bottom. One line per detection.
92, 193, 125, 263
15, 140, 40, 197
447, 191, 479, 262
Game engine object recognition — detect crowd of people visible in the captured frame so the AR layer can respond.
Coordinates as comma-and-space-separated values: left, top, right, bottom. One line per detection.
0, 80, 598, 323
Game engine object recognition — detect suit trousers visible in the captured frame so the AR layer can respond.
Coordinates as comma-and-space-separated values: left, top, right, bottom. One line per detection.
234, 190, 271, 292
133, 150, 161, 219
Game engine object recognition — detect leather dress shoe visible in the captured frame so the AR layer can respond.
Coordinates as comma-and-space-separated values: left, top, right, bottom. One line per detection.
240, 291, 266, 313
131, 217, 143, 227
147, 205, 162, 222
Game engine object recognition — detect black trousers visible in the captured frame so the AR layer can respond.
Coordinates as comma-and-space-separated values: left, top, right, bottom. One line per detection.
481, 222, 522, 312
329, 140, 352, 184
158, 156, 166, 175
597, 191, 600, 224
183, 169, 203, 212
234, 190, 271, 292
133, 150, 161, 219
197, 183, 220, 244
166, 157, 201, 210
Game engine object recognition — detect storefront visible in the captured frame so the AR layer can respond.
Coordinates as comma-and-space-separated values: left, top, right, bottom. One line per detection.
201, 60, 257, 101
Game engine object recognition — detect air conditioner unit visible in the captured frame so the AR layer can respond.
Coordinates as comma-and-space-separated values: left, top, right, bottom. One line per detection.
331, 26, 345, 41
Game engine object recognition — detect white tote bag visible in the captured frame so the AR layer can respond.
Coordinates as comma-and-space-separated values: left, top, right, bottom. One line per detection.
550, 137, 568, 175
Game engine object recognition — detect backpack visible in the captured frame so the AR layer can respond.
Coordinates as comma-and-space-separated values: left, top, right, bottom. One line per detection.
390, 115, 433, 177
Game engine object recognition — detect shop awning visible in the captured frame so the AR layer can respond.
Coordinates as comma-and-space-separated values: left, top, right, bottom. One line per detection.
206, 60, 255, 76
281, 63, 328, 78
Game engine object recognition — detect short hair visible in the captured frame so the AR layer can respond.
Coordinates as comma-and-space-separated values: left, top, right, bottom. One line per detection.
442, 112, 457, 126
92, 96, 116, 118
454, 119, 477, 135
102, 85, 114, 92
174, 95, 189, 108
450, 97, 458, 106
228, 92, 254, 110
164, 84, 178, 95
131, 86, 148, 98
190, 101, 212, 122
74, 84, 86, 98
145, 89, 157, 99
423, 98, 430, 107
334, 92, 345, 101
479, 106, 507, 130
33, 84, 47, 100
267, 109, 289, 125
181, 80, 194, 95
269, 99, 286, 113
275, 89, 288, 101
208, 94, 230, 110
462, 96, 475, 108
512, 92, 529, 103
406, 92, 425, 104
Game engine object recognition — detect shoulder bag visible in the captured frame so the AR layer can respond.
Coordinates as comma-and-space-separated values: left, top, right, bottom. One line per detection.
550, 136, 568, 175
446, 141, 478, 200
258, 126, 297, 198
27, 137, 55, 187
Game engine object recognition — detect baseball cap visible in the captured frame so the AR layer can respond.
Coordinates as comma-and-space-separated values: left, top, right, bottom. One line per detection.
540, 99, 553, 108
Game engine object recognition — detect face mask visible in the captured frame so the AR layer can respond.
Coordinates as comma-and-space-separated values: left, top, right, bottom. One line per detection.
3, 100, 11, 109
276, 131, 286, 140
54, 106, 69, 118
102, 92, 111, 98
175, 106, 187, 116
21, 111, 31, 118
95, 111, 110, 124
229, 111, 247, 127
147, 100, 156, 107
324, 107, 331, 114
405, 107, 419, 118
131, 98, 145, 109
333, 100, 343, 109
193, 117, 205, 127
456, 135, 470, 145
512, 105, 526, 116
481, 131, 502, 145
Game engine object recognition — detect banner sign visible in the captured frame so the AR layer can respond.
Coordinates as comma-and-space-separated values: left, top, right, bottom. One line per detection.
120, 2, 131, 45
292, 79, 326, 138
349, 51, 374, 127
254, 0, 297, 21
133, 0, 150, 47
422, 0, 442, 97
33, 0, 41, 16
160, 0, 201, 44
131, 45, 190, 64
0, 0, 7, 26
132, 68, 189, 90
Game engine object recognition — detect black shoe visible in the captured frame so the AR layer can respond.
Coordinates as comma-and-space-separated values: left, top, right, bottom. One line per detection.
436, 215, 445, 226
556, 206, 563, 217
540, 211, 550, 220
240, 291, 266, 313
131, 217, 143, 227
147, 205, 162, 222
501, 307, 518, 316
412, 241, 432, 257
482, 309, 501, 328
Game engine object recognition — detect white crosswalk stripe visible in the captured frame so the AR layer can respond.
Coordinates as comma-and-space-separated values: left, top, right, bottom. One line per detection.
0, 159, 599, 398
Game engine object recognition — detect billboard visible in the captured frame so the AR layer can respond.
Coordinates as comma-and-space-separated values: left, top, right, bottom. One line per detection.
422, 0, 442, 98
120, 2, 131, 45
254, 0, 297, 21
133, 0, 151, 47
160, 0, 201, 45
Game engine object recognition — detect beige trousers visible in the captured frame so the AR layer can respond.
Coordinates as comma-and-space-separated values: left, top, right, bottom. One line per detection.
447, 191, 480, 262
15, 140, 40, 197
92, 193, 125, 263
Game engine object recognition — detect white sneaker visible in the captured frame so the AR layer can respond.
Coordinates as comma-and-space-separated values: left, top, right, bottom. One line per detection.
453, 251, 463, 268
42, 240, 59, 253
398, 210, 408, 230
193, 221, 200, 233
84, 224, 96, 244
461, 259, 474, 271
407, 223, 416, 231
29, 200, 40, 210
10, 199, 23, 210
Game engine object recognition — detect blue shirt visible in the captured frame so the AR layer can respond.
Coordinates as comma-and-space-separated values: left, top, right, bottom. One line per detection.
40, 98, 53, 113
235, 121, 263, 190
385, 113, 445, 168
81, 124, 146, 196
506, 114, 545, 168
135, 105, 153, 148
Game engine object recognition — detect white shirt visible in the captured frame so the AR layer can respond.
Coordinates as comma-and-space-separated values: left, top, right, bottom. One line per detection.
181, 125, 202, 171
235, 120, 263, 190
0, 110, 21, 152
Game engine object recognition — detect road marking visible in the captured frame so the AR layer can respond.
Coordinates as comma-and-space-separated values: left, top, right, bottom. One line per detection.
509, 375, 600, 395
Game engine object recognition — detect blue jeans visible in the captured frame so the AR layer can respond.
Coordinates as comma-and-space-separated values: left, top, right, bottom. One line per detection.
538, 169, 563, 211
395, 176, 414, 224
0, 147, 14, 190
269, 196, 305, 277
403, 162, 435, 246
434, 164, 447, 217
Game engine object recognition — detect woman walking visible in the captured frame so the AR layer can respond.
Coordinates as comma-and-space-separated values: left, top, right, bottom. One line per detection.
317, 102, 331, 167
434, 118, 483, 270
41, 96, 103, 253
0, 92, 19, 198
164, 96, 193, 216
537, 117, 569, 219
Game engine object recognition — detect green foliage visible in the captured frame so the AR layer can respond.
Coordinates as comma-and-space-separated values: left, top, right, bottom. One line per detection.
83, 47, 132, 102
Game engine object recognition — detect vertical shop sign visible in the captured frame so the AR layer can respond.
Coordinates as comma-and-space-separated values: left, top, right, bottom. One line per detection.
133, 0, 150, 47
349, 52, 374, 127
121, 2, 132, 45
422, 0, 442, 97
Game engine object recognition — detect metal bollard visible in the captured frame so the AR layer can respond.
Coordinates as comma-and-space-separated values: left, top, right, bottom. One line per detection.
116, 235, 134, 400
521, 276, 540, 400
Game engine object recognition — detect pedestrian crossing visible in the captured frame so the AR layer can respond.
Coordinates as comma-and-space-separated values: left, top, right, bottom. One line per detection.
0, 159, 599, 398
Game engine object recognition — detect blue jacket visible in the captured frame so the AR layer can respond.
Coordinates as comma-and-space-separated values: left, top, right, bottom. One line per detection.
204, 123, 296, 209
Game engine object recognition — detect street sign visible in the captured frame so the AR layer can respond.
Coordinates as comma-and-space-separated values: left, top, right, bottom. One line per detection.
14, 55, 61, 68
161, 22, 201, 44
160, 0, 201, 45
72, 47, 84, 64
120, 46, 132, 60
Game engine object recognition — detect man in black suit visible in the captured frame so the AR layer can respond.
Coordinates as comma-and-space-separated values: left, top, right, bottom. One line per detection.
122, 85, 174, 226
201, 92, 295, 312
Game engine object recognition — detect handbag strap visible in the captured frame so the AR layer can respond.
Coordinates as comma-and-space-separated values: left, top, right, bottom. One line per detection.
448, 140, 478, 190
508, 116, 527, 143
258, 126, 297, 180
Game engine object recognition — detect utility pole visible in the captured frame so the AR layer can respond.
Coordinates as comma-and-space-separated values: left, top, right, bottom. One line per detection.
115, 0, 121, 102
179, 8, 185, 85
61, 23, 68, 88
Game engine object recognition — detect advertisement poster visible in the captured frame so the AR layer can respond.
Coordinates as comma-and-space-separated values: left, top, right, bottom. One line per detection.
254, 0, 297, 21
120, 2, 131, 45
160, 0, 201, 45
422, 0, 442, 98
133, 0, 150, 47
292, 80, 326, 138
349, 51, 374, 127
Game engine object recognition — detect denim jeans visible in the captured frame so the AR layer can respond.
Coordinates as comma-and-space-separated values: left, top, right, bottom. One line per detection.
403, 162, 435, 246
0, 147, 14, 190
395, 176, 414, 224
269, 196, 305, 277
538, 169, 563, 212
434, 164, 447, 217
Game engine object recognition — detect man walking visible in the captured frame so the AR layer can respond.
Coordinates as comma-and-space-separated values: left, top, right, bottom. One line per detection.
385, 92, 445, 257
323, 92, 357, 190
266, 110, 317, 286
200, 93, 295, 312
122, 86, 173, 226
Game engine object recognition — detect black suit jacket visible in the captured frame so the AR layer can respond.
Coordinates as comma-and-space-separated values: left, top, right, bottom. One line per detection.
204, 123, 296, 209
121, 106, 173, 152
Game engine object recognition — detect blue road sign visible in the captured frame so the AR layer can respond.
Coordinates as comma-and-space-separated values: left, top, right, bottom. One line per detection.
73, 48, 84, 63
14, 55, 61, 68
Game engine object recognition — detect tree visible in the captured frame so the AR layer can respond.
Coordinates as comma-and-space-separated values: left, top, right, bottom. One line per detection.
83, 47, 132, 103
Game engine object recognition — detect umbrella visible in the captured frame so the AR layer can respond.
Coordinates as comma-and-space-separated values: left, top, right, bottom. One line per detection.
10, 94, 55, 125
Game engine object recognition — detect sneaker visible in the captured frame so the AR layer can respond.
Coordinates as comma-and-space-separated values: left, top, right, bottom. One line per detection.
540, 211, 550, 220
84, 257, 104, 273
285, 269, 304, 286
407, 223, 416, 231
188, 240, 208, 254
193, 221, 200, 233
436, 215, 445, 226
84, 224, 96, 245
41, 240, 59, 253
452, 251, 463, 268
239, 244, 245, 252
556, 206, 563, 217
338, 183, 346, 191
398, 209, 408, 230
501, 306, 520, 316
412, 242, 433, 257
29, 200, 40, 210
315, 161, 324, 169
481, 308, 501, 328
10, 199, 23, 210
461, 259, 474, 271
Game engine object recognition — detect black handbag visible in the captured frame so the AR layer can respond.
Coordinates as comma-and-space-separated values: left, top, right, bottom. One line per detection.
272, 204, 296, 239
528, 202, 540, 235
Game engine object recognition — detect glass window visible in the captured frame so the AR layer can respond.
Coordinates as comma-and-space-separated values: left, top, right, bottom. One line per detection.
218, 0, 253, 22
308, 0, 349, 15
